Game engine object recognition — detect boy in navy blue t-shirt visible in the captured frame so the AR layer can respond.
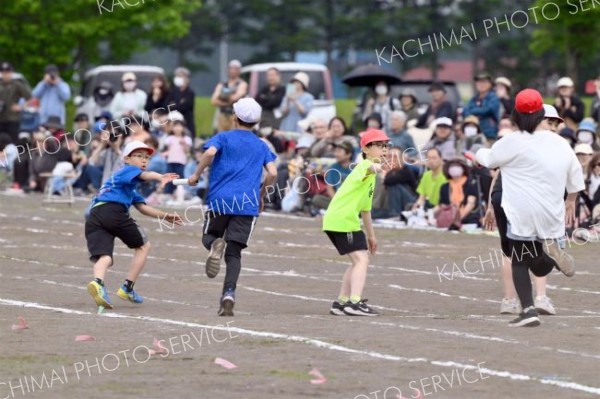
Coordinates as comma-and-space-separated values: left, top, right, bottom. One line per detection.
85, 141, 182, 310
188, 98, 277, 316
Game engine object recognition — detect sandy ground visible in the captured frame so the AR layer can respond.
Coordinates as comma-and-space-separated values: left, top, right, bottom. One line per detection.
1, 193, 599, 399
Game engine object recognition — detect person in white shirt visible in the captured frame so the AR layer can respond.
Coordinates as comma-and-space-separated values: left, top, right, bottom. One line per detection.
476, 88, 585, 327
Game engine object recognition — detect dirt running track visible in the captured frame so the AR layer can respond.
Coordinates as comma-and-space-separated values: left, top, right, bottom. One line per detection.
1, 193, 599, 399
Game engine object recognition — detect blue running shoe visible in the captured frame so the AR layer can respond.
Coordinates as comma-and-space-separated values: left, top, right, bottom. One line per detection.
87, 281, 113, 309
117, 284, 144, 304
218, 289, 235, 316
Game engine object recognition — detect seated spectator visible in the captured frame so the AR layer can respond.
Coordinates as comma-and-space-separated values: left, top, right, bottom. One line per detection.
587, 153, 600, 219
457, 115, 486, 153
412, 148, 447, 210
72, 113, 93, 154
388, 110, 417, 158
365, 112, 383, 130
559, 127, 577, 148
398, 89, 420, 123
11, 133, 32, 190
437, 158, 480, 228
149, 107, 169, 138
310, 117, 357, 158
554, 76, 585, 130
87, 125, 125, 185
307, 118, 330, 157
575, 119, 599, 151
137, 136, 168, 198
183, 143, 208, 201
305, 161, 332, 216
416, 82, 453, 128
124, 115, 152, 145
323, 142, 354, 192
372, 146, 417, 219
423, 117, 456, 160
28, 131, 60, 192
0, 133, 18, 174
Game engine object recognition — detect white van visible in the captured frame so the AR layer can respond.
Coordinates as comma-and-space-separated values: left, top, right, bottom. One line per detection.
241, 62, 336, 127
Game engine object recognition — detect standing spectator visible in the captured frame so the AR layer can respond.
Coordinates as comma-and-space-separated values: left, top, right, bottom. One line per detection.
398, 89, 420, 123
554, 76, 585, 130
362, 81, 399, 131
280, 72, 314, 133
495, 77, 514, 119
145, 75, 170, 115
0, 62, 31, 144
32, 64, 71, 125
417, 82, 453, 128
92, 81, 115, 119
168, 67, 196, 135
211, 60, 248, 133
591, 73, 600, 125
110, 72, 147, 120
422, 117, 457, 160
388, 110, 417, 157
162, 119, 192, 196
412, 147, 447, 210
255, 67, 285, 129
463, 72, 501, 140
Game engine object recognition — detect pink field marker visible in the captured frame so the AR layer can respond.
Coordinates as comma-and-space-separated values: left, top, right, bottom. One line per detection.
214, 357, 237, 369
11, 316, 29, 331
152, 337, 168, 355
309, 368, 327, 384
75, 335, 96, 342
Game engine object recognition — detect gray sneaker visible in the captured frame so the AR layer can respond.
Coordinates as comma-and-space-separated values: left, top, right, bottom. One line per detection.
545, 241, 575, 277
206, 238, 226, 278
534, 295, 556, 315
500, 298, 520, 314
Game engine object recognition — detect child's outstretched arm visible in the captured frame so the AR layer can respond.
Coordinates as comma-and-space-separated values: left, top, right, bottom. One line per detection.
188, 146, 217, 185
361, 211, 377, 255
133, 203, 183, 225
139, 171, 179, 184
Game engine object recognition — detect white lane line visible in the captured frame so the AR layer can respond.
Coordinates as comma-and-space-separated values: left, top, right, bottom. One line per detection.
389, 284, 500, 304
1, 297, 600, 396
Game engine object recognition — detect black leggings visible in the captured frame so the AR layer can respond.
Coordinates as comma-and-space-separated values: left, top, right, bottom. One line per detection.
202, 235, 244, 294
491, 191, 556, 309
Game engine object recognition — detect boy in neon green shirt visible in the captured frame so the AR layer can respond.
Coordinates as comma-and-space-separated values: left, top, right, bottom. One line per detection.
323, 129, 390, 316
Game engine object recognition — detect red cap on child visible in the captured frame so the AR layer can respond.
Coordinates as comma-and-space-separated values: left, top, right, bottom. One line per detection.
359, 128, 390, 148
515, 88, 543, 114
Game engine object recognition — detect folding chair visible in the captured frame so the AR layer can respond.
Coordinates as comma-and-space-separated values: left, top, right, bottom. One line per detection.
41, 162, 78, 206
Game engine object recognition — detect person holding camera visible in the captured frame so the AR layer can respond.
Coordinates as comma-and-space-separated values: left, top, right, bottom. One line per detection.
32, 64, 71, 125
0, 62, 31, 144
554, 77, 584, 131
88, 125, 126, 185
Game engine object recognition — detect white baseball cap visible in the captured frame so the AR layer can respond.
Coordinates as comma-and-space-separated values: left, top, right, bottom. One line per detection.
543, 104, 564, 122
433, 117, 453, 128
168, 110, 185, 122
123, 141, 155, 159
574, 143, 594, 155
557, 77, 574, 88
228, 59, 242, 68
233, 98, 262, 124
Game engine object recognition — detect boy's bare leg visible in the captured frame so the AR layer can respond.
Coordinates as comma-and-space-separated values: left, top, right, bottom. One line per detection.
126, 243, 152, 282
348, 250, 370, 300
338, 265, 353, 299
501, 255, 515, 299
93, 255, 113, 281
534, 275, 547, 297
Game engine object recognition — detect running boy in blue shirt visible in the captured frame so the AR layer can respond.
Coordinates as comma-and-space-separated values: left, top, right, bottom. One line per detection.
85, 140, 183, 309
188, 98, 277, 316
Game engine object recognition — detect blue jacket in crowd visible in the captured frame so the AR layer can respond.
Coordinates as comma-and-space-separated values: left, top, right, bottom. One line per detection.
32, 80, 71, 124
463, 91, 501, 139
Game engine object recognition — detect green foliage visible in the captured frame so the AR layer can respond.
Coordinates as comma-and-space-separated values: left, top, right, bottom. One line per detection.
0, 0, 200, 82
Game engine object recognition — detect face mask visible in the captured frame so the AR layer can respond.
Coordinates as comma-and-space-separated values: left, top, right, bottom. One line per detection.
464, 126, 478, 137
123, 81, 136, 91
448, 165, 464, 178
98, 88, 109, 96
578, 131, 595, 144
174, 77, 185, 87
375, 85, 388, 95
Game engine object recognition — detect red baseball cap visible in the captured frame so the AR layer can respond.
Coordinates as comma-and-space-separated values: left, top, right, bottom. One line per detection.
359, 128, 390, 148
515, 88, 543, 114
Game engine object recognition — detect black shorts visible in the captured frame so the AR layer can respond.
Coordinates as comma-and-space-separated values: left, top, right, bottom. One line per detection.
325, 230, 368, 255
85, 202, 148, 262
202, 212, 257, 248
491, 191, 509, 257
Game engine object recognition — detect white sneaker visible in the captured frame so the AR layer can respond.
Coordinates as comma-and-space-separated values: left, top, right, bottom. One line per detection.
500, 298, 520, 314
534, 295, 556, 315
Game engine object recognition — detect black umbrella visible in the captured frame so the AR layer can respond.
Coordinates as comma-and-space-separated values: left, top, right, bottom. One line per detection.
342, 64, 402, 87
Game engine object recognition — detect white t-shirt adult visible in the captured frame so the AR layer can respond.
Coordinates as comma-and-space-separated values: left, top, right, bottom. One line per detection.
476, 130, 584, 239
165, 135, 192, 165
